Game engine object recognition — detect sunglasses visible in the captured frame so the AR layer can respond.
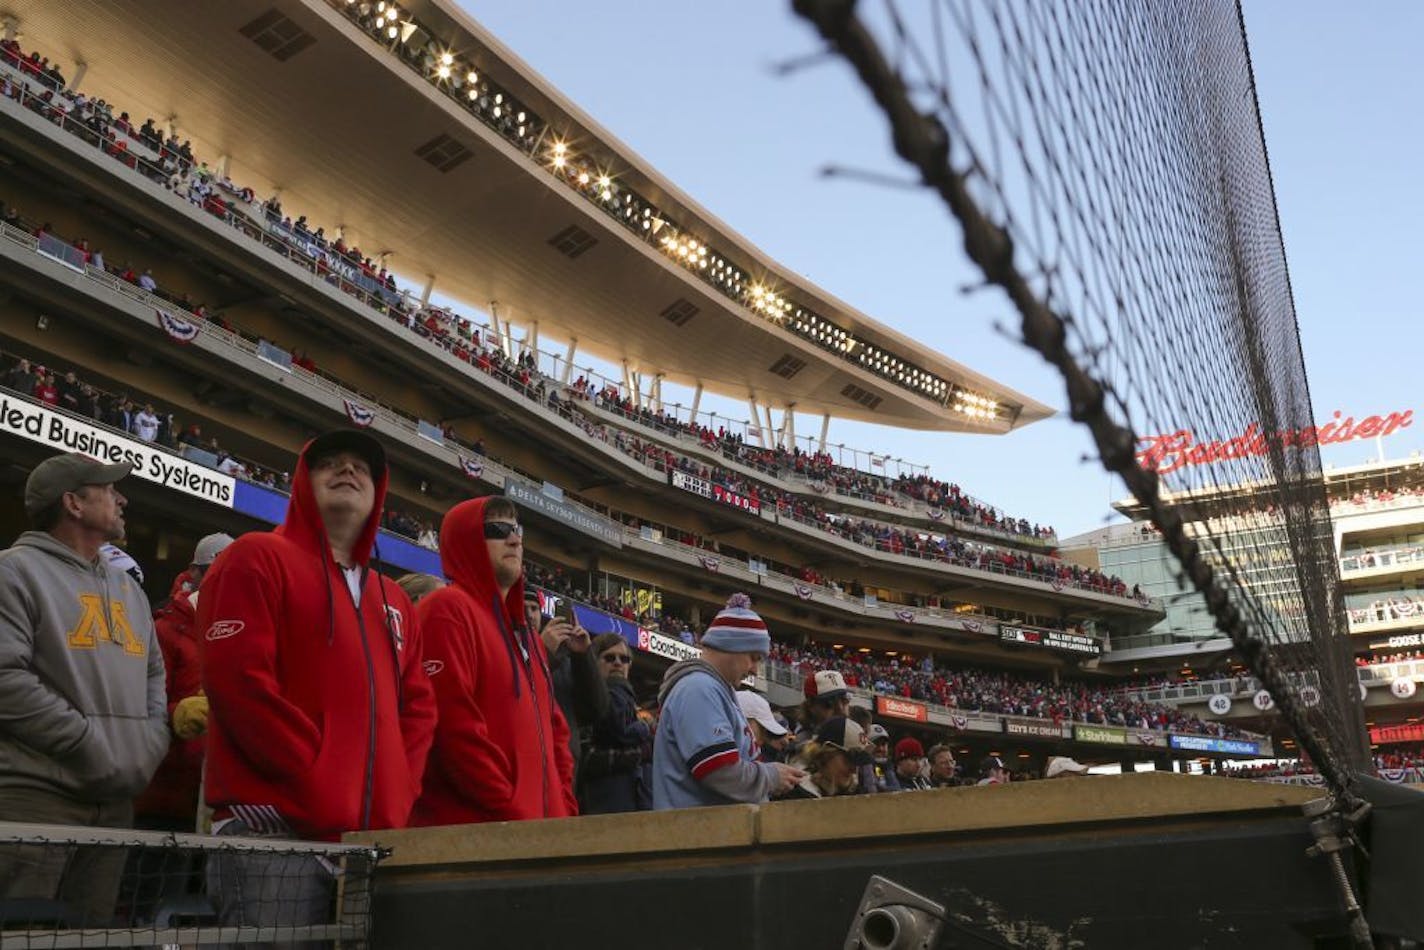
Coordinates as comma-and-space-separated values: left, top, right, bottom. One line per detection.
600, 652, 632, 665
483, 521, 524, 540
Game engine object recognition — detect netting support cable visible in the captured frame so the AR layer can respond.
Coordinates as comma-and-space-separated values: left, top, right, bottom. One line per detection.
791, 1, 1373, 944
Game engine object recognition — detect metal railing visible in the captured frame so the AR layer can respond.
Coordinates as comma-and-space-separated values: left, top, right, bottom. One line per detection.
0, 822, 380, 948
1339, 540, 1424, 575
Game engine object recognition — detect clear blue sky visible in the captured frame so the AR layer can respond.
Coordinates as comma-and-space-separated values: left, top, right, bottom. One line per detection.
454, 1, 1423, 537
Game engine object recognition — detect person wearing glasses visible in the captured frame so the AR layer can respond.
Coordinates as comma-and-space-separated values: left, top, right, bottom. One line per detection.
652, 594, 805, 809
413, 497, 578, 824
579, 633, 653, 814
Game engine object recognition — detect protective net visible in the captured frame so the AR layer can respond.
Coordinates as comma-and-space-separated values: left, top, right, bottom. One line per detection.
0, 823, 381, 947
788, 1, 1369, 797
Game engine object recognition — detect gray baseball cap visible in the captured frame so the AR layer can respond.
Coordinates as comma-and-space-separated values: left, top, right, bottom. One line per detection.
192, 532, 235, 566
24, 454, 133, 516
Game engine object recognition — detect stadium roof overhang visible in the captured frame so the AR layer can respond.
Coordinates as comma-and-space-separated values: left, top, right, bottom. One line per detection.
4, 0, 1053, 433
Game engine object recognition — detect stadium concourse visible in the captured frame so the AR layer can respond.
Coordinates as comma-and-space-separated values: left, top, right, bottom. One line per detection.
0, 4, 1380, 948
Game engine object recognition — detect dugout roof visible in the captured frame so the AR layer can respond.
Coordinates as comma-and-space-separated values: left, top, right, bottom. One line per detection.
5, 0, 1053, 431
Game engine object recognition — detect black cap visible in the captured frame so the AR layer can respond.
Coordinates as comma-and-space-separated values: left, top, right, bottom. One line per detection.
304, 429, 386, 476
25, 454, 133, 516
979, 755, 1007, 776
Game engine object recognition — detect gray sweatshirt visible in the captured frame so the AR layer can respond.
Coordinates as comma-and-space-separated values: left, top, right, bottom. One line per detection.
0, 531, 168, 802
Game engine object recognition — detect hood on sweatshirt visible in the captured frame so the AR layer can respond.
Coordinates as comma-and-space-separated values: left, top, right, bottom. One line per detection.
439, 496, 525, 625
12, 530, 101, 572
658, 657, 727, 708
276, 436, 388, 568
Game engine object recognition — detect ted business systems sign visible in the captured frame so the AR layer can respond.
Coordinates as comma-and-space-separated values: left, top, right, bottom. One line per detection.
0, 396, 234, 508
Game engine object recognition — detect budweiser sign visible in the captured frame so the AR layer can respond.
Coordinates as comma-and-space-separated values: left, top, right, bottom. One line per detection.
1137, 410, 1413, 475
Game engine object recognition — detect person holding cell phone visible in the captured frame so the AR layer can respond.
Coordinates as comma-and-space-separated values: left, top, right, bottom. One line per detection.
523, 592, 607, 790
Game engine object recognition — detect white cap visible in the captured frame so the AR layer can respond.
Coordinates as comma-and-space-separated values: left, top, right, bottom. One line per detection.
1046, 756, 1090, 778
100, 543, 143, 584
736, 690, 787, 737
193, 532, 235, 566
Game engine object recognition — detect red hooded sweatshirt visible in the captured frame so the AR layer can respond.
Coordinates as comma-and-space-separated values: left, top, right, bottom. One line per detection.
198, 441, 437, 840
134, 570, 203, 825
411, 496, 577, 825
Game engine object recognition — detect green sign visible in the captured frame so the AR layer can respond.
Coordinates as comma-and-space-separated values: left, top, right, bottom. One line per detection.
1075, 725, 1127, 745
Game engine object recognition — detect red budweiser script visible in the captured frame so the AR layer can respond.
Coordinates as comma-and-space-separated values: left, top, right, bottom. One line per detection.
1137, 410, 1413, 475
876, 695, 929, 723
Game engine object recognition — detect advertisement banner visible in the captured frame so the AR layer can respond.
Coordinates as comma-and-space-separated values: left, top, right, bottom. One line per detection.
711, 483, 761, 515
1000, 625, 1102, 656
875, 695, 929, 723
670, 470, 712, 499
0, 395, 235, 508
637, 628, 702, 664
1004, 719, 1066, 739
1371, 723, 1424, 745
505, 478, 623, 548
1167, 735, 1261, 756
671, 470, 761, 516
1074, 725, 1127, 745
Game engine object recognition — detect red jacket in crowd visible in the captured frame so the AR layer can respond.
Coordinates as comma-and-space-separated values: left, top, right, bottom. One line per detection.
412, 496, 577, 825
134, 570, 203, 825
199, 440, 437, 840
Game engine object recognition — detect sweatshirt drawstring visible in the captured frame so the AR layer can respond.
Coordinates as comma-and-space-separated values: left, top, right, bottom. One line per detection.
320, 541, 335, 645
493, 595, 522, 699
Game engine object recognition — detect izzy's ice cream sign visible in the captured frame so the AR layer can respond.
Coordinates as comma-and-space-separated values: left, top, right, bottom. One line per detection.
1137, 410, 1413, 475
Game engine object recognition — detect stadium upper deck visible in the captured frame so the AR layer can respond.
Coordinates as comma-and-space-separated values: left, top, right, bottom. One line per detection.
0, 0, 1052, 433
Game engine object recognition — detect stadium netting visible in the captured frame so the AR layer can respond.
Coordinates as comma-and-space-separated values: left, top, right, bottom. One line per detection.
791, 0, 1372, 940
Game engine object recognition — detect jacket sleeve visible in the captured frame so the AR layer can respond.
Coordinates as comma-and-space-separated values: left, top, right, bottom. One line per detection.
0, 561, 90, 759
394, 591, 436, 801
198, 546, 322, 780
549, 696, 579, 815
570, 648, 609, 726
419, 595, 517, 814
140, 605, 171, 776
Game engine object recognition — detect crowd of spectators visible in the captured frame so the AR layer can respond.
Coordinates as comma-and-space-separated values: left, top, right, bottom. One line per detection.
1331, 485, 1424, 515
2, 33, 1068, 561
575, 379, 1055, 542
0, 351, 467, 557
2, 35, 1146, 623
768, 642, 1254, 739
1357, 651, 1424, 667
1225, 745, 1424, 780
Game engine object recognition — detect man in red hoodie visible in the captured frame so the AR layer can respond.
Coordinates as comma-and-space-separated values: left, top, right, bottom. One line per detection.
199, 430, 437, 935
413, 496, 577, 825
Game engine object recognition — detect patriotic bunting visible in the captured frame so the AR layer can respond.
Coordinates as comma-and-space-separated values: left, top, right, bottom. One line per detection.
342, 398, 375, 428
156, 308, 199, 343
